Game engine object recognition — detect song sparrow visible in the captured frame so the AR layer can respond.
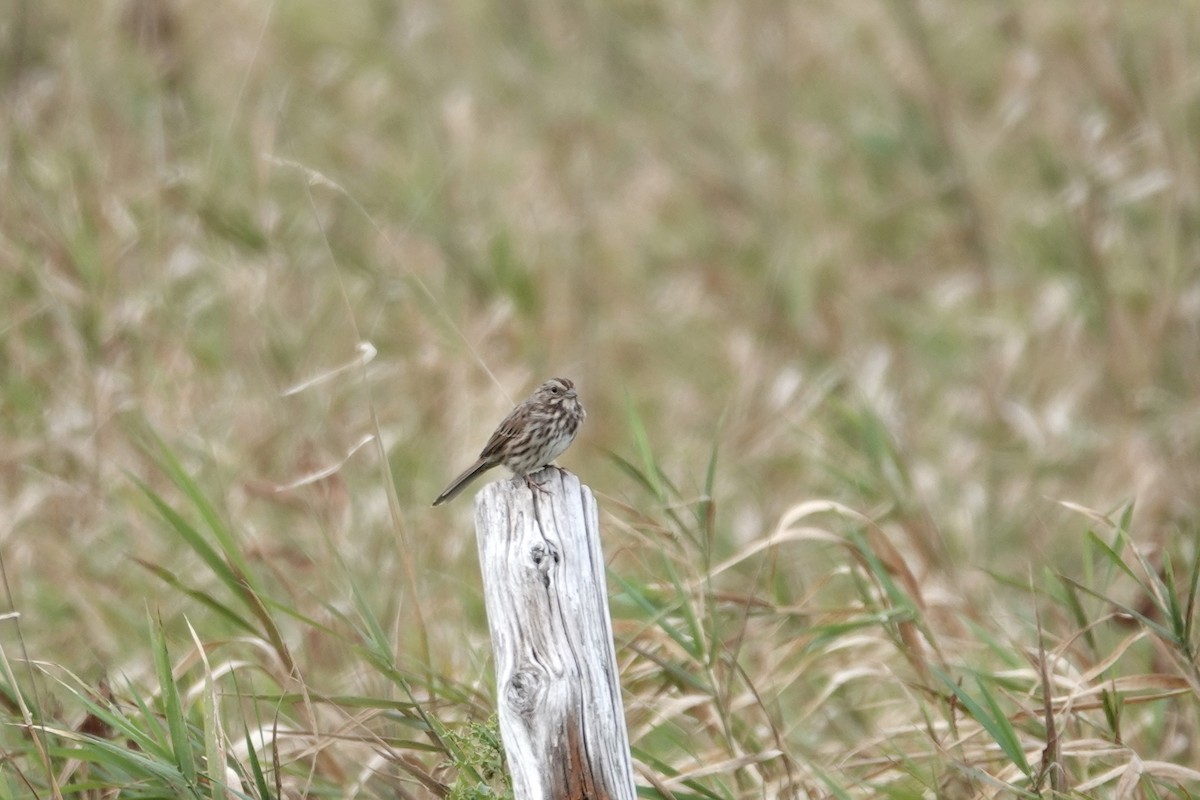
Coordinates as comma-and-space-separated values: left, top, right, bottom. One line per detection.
432, 377, 586, 506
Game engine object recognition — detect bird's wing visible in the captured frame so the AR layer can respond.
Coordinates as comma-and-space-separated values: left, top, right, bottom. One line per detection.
478, 406, 527, 460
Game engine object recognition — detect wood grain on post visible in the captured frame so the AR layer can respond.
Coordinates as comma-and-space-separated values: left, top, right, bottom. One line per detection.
474, 467, 636, 800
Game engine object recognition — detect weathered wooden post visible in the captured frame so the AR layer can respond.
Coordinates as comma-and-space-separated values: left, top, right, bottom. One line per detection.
474, 466, 636, 800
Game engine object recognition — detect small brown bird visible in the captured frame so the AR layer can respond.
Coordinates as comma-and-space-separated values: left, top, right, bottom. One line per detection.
432, 377, 586, 506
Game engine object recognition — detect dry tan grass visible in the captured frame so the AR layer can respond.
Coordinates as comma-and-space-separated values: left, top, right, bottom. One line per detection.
1, 1, 1198, 796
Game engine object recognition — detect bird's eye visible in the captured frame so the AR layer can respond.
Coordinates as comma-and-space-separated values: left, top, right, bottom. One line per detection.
550, 386, 560, 394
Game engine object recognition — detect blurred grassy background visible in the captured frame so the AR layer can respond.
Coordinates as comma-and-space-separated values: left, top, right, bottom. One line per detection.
2, 0, 1199, 797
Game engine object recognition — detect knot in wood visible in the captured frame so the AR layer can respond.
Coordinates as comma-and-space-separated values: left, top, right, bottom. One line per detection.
504, 669, 544, 717
530, 541, 559, 588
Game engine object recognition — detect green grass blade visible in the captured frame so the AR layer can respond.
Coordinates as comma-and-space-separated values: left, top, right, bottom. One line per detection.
150, 613, 197, 787
934, 668, 1030, 777
131, 475, 242, 592
141, 430, 259, 589
134, 557, 258, 635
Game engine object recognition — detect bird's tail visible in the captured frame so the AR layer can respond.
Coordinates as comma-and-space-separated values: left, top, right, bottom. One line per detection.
432, 458, 496, 506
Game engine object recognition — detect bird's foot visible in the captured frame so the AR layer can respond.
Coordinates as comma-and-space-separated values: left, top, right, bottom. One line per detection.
522, 469, 554, 497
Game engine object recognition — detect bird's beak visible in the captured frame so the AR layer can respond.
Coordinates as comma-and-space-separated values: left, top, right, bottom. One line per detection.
566, 388, 577, 399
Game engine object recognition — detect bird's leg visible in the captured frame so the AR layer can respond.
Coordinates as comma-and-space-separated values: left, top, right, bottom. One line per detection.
522, 469, 554, 496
